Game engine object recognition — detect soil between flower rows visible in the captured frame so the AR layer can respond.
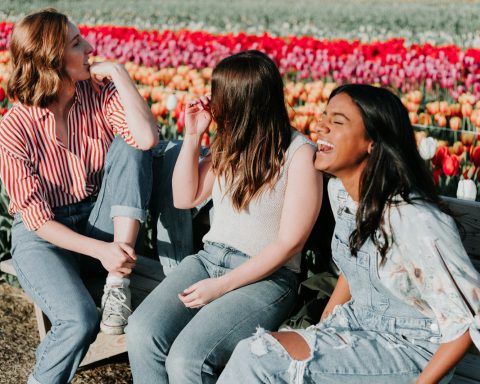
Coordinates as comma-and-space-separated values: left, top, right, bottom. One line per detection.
0, 282, 132, 384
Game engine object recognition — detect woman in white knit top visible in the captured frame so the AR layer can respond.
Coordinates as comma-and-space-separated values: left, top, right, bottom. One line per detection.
126, 50, 323, 383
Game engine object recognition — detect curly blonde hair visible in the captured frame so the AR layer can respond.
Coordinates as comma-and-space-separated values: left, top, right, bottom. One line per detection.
7, 9, 69, 107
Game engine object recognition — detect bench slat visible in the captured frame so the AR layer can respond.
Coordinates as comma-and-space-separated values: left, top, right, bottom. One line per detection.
0, 258, 15, 276
454, 353, 480, 381
443, 197, 480, 261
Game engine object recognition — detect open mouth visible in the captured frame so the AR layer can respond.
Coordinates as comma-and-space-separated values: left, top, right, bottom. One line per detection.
317, 139, 335, 152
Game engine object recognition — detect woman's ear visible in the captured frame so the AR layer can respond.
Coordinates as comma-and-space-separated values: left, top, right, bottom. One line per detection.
367, 141, 375, 155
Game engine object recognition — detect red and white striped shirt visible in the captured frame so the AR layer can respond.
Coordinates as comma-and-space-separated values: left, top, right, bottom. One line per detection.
0, 81, 137, 231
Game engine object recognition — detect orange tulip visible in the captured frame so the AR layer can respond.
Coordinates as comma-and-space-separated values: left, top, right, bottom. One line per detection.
409, 112, 419, 125
449, 116, 461, 131
418, 113, 432, 126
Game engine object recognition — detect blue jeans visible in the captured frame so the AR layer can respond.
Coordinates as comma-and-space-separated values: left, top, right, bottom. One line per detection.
11, 137, 153, 384
126, 241, 299, 384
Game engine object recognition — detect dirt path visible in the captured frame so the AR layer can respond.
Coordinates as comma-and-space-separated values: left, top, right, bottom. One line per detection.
0, 282, 132, 384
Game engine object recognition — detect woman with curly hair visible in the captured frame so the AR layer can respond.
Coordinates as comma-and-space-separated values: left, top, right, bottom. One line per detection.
0, 9, 158, 383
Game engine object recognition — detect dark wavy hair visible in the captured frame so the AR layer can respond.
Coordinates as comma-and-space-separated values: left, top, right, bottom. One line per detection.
7, 8, 70, 107
209, 50, 292, 211
329, 84, 445, 260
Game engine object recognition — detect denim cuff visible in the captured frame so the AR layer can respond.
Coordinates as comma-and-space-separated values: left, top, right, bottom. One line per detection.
110, 205, 147, 223
28, 374, 43, 384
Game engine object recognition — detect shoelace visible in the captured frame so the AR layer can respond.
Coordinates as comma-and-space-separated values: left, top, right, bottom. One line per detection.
104, 287, 131, 321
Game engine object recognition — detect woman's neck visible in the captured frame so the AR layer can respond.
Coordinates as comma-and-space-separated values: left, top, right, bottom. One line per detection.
337, 166, 366, 203
48, 81, 76, 116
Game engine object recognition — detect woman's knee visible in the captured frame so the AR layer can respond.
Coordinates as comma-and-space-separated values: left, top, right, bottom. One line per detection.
56, 303, 100, 344
126, 310, 166, 354
106, 136, 152, 169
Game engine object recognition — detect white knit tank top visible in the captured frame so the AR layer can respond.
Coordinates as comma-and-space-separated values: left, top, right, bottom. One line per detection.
203, 130, 316, 272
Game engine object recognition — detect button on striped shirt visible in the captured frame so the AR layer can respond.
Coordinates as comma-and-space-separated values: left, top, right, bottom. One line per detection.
0, 80, 137, 231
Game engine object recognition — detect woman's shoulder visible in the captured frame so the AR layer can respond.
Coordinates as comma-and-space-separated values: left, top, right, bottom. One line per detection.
290, 130, 316, 150
285, 130, 316, 164
387, 198, 458, 240
0, 103, 33, 136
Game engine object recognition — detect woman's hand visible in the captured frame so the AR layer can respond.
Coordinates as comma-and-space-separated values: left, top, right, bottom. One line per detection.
89, 62, 125, 93
178, 277, 227, 308
98, 241, 137, 276
184, 96, 212, 140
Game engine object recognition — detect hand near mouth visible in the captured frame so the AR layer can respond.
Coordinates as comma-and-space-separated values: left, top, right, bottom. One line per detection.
89, 62, 125, 93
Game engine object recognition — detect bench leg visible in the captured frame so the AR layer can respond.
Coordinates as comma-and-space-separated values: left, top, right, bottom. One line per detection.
33, 301, 125, 367
33, 303, 51, 340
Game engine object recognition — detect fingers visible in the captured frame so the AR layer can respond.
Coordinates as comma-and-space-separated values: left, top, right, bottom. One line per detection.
178, 292, 205, 308
187, 97, 210, 112
182, 282, 198, 295
117, 267, 133, 276
178, 291, 198, 305
117, 242, 137, 260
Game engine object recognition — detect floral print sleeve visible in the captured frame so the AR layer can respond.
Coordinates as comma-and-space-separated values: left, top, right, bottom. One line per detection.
383, 202, 480, 347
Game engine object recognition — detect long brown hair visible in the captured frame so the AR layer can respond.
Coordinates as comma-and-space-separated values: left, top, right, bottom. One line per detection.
329, 84, 446, 261
209, 50, 292, 211
7, 8, 70, 107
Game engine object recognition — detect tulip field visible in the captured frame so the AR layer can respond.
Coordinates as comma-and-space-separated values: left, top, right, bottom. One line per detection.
0, 1, 480, 201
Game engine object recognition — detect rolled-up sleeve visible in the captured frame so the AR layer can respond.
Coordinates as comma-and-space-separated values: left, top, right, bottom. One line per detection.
102, 82, 138, 147
0, 143, 53, 231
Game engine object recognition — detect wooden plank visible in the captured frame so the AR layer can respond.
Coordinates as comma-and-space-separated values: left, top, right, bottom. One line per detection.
80, 332, 126, 367
443, 197, 480, 260
33, 304, 50, 341
454, 353, 480, 381
452, 375, 480, 384
0, 259, 16, 276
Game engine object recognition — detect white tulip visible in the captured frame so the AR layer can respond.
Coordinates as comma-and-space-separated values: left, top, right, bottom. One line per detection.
418, 137, 437, 160
166, 94, 178, 111
456, 179, 477, 201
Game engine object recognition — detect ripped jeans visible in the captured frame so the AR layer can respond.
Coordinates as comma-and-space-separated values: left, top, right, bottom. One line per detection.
218, 302, 455, 384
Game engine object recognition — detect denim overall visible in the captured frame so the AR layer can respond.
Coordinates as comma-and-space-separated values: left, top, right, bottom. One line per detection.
219, 188, 454, 384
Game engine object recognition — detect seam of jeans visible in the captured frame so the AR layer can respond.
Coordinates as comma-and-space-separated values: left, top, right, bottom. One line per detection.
202, 285, 296, 372
12, 258, 59, 375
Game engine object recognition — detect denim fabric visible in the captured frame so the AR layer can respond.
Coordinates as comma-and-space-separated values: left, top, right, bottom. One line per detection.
218, 187, 454, 384
126, 241, 299, 384
151, 140, 211, 275
11, 137, 153, 384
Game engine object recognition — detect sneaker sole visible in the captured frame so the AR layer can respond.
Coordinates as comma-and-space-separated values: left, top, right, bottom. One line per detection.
100, 321, 126, 335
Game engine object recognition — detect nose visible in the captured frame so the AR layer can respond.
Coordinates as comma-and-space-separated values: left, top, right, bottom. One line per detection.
85, 40, 94, 55
314, 118, 330, 134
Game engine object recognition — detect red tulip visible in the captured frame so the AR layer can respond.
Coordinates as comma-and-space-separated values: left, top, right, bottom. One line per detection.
442, 154, 459, 177
431, 145, 449, 167
471, 146, 480, 167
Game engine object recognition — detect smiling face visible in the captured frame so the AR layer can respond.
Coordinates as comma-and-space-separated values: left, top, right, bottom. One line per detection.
314, 92, 374, 182
63, 22, 93, 82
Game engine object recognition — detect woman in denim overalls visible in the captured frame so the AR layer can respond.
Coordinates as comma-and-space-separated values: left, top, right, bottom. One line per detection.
219, 84, 480, 383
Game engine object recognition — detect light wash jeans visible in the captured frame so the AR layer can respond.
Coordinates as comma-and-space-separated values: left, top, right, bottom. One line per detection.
218, 187, 454, 384
126, 241, 299, 384
11, 137, 153, 384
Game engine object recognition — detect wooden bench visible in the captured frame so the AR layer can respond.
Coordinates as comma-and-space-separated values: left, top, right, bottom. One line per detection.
0, 255, 164, 367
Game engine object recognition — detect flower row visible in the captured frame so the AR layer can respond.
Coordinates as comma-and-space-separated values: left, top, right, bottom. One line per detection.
0, 23, 479, 100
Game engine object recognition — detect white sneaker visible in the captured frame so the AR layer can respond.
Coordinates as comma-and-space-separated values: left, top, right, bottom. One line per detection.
100, 282, 132, 335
